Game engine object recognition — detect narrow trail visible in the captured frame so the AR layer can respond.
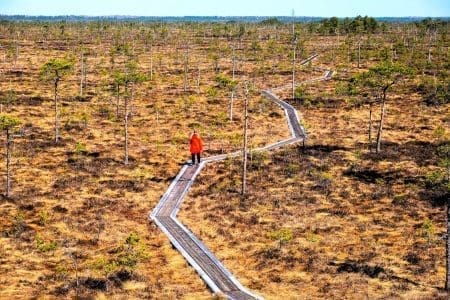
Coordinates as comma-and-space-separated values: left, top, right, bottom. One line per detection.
150, 54, 332, 299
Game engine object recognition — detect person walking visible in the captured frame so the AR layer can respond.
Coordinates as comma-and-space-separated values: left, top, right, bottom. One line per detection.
189, 130, 204, 165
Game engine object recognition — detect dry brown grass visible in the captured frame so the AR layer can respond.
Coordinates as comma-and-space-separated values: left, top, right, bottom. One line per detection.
179, 37, 448, 299
0, 23, 448, 299
181, 99, 448, 298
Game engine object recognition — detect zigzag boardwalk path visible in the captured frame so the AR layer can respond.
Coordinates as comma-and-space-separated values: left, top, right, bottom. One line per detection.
150, 54, 330, 299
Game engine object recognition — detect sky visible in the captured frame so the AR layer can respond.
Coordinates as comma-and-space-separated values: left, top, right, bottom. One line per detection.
0, 0, 448, 17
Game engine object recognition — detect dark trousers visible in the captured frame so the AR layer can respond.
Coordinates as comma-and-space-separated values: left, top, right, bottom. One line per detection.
191, 153, 201, 164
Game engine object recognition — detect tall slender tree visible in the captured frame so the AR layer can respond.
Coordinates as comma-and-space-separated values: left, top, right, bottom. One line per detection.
112, 71, 126, 117
79, 48, 87, 98
0, 114, 21, 198
435, 144, 450, 291
241, 82, 250, 196
291, 11, 298, 101
40, 58, 74, 143
356, 61, 409, 153
447, 200, 450, 292
291, 9, 295, 38
183, 43, 189, 93
145, 31, 155, 81
292, 39, 297, 101
229, 42, 237, 122
121, 61, 147, 165
447, 188, 450, 292
196, 59, 201, 94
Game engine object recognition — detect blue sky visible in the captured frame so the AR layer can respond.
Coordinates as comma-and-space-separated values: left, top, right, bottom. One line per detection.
0, 0, 448, 17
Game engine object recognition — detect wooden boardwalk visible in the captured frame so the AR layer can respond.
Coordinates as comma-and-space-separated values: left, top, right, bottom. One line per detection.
150, 54, 329, 299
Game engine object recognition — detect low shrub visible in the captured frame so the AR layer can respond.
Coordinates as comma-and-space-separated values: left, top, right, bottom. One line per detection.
35, 235, 57, 252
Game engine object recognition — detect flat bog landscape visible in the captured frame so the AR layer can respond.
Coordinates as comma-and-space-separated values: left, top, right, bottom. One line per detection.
0, 5, 449, 300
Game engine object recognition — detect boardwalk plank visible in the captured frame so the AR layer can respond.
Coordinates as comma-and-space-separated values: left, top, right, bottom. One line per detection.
150, 54, 327, 300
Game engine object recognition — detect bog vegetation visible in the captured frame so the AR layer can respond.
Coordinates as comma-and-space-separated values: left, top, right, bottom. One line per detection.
0, 16, 448, 298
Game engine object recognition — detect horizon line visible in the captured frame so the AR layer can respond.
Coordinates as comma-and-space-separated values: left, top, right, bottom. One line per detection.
1, 14, 449, 18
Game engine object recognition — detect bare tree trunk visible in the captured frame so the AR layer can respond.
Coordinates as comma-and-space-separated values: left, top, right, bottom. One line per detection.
292, 9, 295, 38
433, 69, 438, 94
427, 31, 433, 64
214, 57, 219, 73
6, 129, 11, 198
357, 39, 361, 68
54, 77, 59, 143
232, 43, 236, 80
124, 83, 129, 165
15, 43, 18, 69
150, 43, 153, 80
116, 84, 120, 117
230, 44, 236, 122
292, 43, 296, 101
376, 97, 386, 154
391, 42, 395, 62
242, 84, 249, 196
196, 63, 201, 94
80, 51, 84, 97
229, 89, 235, 122
447, 199, 450, 291
84, 59, 87, 93
369, 103, 373, 152
336, 29, 340, 63
347, 40, 351, 64
183, 45, 188, 93
14, 32, 19, 69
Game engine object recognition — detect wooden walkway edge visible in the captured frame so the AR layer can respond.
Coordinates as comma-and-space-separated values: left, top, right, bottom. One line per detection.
149, 54, 331, 299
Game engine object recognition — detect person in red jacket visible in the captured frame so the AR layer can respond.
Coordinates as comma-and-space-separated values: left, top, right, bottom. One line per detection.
189, 130, 204, 165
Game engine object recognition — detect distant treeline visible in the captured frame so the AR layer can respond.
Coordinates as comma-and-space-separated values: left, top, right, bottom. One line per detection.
313, 16, 449, 34
318, 16, 379, 34
0, 15, 448, 24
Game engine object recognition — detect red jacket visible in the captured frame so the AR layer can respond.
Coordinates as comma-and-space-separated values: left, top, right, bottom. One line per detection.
189, 133, 203, 154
